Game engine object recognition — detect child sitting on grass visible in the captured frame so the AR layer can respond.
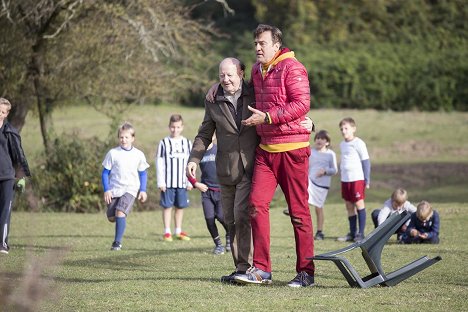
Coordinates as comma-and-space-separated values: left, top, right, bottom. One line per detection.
371, 188, 417, 239
400, 200, 440, 244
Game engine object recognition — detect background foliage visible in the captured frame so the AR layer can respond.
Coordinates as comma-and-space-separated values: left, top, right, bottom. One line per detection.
2, 0, 468, 212
190, 0, 467, 111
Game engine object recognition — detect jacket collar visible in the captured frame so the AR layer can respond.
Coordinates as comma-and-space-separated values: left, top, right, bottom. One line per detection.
215, 80, 251, 102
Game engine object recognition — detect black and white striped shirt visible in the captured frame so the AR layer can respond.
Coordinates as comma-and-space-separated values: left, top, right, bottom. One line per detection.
156, 136, 192, 188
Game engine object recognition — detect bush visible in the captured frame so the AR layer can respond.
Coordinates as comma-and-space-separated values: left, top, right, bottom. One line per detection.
30, 132, 114, 212
300, 42, 468, 111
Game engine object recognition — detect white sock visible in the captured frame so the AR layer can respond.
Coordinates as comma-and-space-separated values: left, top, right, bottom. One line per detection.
165, 228, 171, 235
175, 228, 181, 235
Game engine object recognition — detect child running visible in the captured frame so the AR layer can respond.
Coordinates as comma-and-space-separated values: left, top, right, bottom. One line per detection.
187, 134, 230, 254
102, 122, 150, 251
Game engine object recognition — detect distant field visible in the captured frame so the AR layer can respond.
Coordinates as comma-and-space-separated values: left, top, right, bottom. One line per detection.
21, 105, 468, 164
20, 105, 468, 204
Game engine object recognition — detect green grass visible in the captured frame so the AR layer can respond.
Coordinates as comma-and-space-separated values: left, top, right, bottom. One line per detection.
1, 203, 466, 311
5, 104, 467, 310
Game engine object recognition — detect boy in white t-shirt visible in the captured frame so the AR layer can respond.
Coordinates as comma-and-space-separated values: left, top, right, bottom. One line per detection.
371, 188, 417, 240
337, 117, 371, 243
102, 122, 150, 251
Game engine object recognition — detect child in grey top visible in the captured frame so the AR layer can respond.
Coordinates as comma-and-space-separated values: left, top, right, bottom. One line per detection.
284, 130, 337, 241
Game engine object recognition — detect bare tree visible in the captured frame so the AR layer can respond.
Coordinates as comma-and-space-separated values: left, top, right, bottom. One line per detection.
0, 0, 218, 152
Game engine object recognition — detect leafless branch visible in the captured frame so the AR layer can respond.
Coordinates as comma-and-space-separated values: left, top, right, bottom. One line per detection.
1, 0, 14, 22
214, 0, 235, 16
43, 0, 83, 39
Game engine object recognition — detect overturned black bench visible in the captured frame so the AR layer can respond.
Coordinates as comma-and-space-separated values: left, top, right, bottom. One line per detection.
309, 211, 441, 288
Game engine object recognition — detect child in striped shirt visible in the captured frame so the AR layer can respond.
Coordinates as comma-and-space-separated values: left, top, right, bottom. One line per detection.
156, 114, 193, 241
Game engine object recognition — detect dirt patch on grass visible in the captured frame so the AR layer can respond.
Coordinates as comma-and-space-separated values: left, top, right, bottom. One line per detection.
372, 140, 468, 160
371, 162, 468, 189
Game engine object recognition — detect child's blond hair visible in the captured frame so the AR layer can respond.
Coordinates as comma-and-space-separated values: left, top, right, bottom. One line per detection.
391, 188, 408, 207
416, 201, 433, 221
117, 122, 135, 137
0, 97, 12, 110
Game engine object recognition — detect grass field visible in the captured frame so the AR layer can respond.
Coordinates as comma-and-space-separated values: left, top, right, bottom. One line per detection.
1, 104, 467, 311
1, 204, 466, 311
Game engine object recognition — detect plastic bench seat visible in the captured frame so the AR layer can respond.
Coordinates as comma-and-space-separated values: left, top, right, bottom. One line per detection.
309, 211, 441, 288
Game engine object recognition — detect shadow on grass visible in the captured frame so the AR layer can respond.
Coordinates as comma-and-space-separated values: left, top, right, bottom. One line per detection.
16, 234, 110, 239
61, 246, 210, 270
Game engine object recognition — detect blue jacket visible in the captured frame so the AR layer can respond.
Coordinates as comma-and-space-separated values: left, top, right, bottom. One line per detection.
406, 210, 440, 240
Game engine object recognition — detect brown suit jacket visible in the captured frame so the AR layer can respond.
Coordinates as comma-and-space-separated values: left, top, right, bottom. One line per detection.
189, 81, 259, 185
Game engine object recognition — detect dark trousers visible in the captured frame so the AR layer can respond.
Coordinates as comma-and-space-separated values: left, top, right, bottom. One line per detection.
401, 233, 440, 244
372, 209, 405, 236
0, 179, 15, 249
220, 174, 253, 272
371, 209, 381, 228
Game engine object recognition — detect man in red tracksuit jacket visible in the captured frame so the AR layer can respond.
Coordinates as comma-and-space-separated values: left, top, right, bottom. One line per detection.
234, 24, 315, 287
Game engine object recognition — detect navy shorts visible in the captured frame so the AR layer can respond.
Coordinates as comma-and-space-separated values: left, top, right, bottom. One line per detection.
160, 188, 189, 209
106, 193, 135, 218
201, 189, 223, 220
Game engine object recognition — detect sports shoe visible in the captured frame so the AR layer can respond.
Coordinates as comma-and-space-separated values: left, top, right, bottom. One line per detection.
110, 241, 121, 251
337, 233, 355, 242
234, 267, 272, 285
283, 209, 290, 216
354, 233, 364, 242
314, 231, 325, 240
220, 271, 240, 284
163, 233, 173, 242
0, 245, 9, 254
287, 271, 315, 287
213, 244, 225, 255
176, 232, 191, 241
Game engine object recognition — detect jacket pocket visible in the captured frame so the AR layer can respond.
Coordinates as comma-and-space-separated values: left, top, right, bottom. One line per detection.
215, 152, 232, 178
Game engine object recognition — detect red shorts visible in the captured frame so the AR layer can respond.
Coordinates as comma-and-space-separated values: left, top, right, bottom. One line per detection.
341, 180, 366, 202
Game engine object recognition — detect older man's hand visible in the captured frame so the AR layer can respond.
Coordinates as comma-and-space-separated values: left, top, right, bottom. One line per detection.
205, 83, 220, 103
241, 105, 267, 126
186, 162, 198, 179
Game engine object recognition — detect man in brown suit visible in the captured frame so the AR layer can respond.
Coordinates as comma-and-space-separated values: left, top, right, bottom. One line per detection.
187, 57, 258, 283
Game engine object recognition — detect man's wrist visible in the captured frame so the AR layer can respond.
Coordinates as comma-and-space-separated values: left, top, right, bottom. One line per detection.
264, 112, 271, 124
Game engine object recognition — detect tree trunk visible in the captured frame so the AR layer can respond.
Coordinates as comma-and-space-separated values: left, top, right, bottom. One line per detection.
31, 39, 53, 153
8, 94, 32, 132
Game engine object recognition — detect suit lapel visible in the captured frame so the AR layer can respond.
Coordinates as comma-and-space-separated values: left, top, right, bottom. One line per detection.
239, 83, 253, 133
216, 94, 238, 131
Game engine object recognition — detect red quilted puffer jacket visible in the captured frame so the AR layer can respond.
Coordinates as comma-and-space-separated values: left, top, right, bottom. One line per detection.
251, 48, 311, 145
